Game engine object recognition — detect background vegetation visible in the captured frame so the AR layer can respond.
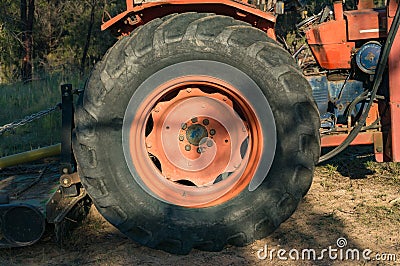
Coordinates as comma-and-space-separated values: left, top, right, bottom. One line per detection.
0, 0, 126, 83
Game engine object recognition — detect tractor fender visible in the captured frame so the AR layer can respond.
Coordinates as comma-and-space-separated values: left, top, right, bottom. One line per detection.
102, 0, 276, 39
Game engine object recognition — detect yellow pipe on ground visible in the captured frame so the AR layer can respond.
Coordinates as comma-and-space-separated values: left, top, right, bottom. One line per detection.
0, 143, 61, 169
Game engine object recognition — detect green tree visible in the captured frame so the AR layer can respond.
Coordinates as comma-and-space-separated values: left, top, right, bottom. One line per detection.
0, 0, 21, 83
20, 0, 35, 82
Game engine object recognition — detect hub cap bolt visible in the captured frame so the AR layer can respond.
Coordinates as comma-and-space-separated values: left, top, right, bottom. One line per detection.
207, 140, 213, 147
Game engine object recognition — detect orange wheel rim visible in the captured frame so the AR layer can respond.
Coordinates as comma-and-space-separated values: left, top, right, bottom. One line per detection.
125, 76, 264, 208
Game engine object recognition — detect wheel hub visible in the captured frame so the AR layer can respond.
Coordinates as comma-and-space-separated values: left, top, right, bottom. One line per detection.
146, 88, 248, 187
123, 66, 271, 208
185, 123, 208, 146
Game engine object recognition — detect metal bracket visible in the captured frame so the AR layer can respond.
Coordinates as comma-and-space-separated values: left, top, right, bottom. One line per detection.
60, 84, 75, 174
46, 184, 91, 244
60, 172, 81, 188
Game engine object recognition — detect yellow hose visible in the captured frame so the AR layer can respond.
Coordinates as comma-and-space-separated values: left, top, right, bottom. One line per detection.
0, 143, 61, 169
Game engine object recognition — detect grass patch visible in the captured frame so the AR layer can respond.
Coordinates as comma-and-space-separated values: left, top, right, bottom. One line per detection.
356, 204, 400, 225
0, 74, 83, 157
365, 161, 400, 186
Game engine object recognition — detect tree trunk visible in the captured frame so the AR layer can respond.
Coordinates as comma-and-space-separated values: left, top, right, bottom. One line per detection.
21, 0, 34, 83
80, 0, 96, 76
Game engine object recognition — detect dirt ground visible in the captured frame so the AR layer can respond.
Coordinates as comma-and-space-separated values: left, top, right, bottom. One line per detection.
1, 146, 399, 265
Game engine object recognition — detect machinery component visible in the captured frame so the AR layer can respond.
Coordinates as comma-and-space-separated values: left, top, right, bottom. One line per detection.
0, 82, 89, 249
0, 103, 61, 136
73, 13, 320, 254
307, 75, 330, 115
60, 84, 75, 174
0, 204, 45, 247
102, 0, 277, 39
328, 79, 364, 124
60, 172, 81, 188
46, 183, 90, 243
307, 75, 364, 127
356, 41, 382, 74
0, 144, 61, 169
318, 0, 400, 162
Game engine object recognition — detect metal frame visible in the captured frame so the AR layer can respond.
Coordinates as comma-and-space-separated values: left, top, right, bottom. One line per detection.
387, 0, 400, 161
102, 0, 276, 38
60, 84, 75, 174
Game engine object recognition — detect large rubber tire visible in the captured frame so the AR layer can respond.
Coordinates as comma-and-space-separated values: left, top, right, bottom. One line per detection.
73, 13, 320, 254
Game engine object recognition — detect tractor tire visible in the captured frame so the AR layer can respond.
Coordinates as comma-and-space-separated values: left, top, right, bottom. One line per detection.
73, 13, 320, 254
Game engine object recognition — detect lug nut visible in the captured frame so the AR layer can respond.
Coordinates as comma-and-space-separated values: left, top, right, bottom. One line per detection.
197, 147, 202, 154
203, 119, 209, 125
191, 117, 198, 123
185, 145, 191, 151
207, 140, 213, 147
210, 129, 216, 136
179, 135, 184, 141
181, 123, 187, 130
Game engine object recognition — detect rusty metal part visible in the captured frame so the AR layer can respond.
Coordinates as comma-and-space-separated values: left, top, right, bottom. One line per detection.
102, 0, 276, 38
46, 185, 86, 223
46, 184, 91, 244
60, 172, 81, 188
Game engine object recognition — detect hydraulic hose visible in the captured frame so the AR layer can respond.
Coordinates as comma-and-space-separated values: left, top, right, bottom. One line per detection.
318, 1, 400, 163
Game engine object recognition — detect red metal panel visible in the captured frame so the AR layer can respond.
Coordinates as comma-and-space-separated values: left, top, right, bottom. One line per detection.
306, 20, 347, 44
358, 0, 375, 9
388, 0, 399, 17
321, 132, 375, 147
388, 3, 400, 162
344, 8, 387, 40
305, 16, 355, 69
308, 42, 354, 69
321, 132, 383, 162
102, 0, 276, 36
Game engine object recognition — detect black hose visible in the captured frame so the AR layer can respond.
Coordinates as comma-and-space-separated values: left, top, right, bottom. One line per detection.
318, 1, 400, 163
